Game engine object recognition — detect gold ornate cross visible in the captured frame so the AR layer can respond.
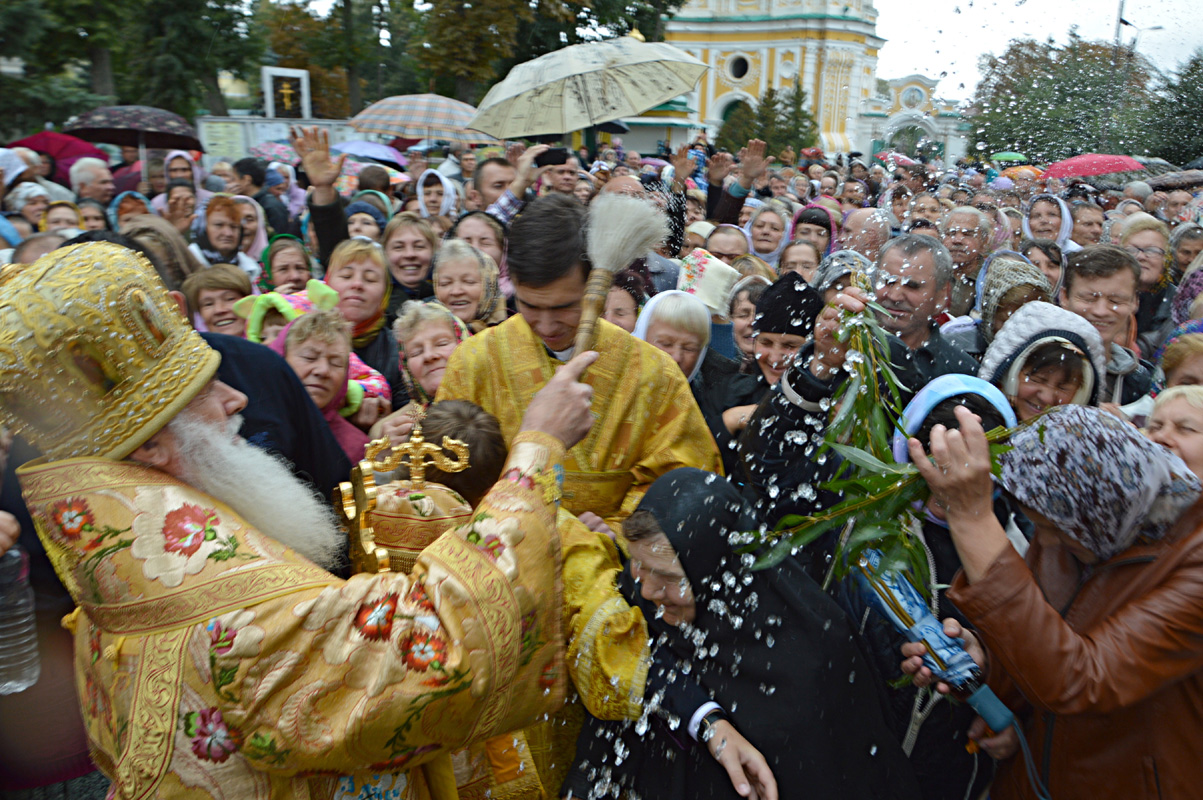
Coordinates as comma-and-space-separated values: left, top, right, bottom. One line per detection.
367, 419, 470, 489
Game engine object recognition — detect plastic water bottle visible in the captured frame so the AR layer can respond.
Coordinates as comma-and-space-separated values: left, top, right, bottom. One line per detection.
0, 545, 40, 694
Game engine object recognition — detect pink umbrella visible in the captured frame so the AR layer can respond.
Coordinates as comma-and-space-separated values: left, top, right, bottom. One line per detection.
1044, 153, 1144, 179
8, 131, 110, 186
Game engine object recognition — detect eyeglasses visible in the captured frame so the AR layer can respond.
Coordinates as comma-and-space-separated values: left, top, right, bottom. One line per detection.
1126, 245, 1166, 259
1068, 290, 1135, 309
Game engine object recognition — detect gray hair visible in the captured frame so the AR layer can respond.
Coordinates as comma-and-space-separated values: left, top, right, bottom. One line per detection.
69, 157, 109, 193
940, 205, 991, 242
1123, 181, 1152, 201
878, 233, 954, 289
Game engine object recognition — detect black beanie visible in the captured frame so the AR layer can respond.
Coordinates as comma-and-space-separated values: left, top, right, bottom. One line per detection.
753, 270, 824, 337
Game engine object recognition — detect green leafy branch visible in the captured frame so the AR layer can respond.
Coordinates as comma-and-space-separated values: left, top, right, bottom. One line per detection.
746, 271, 1012, 595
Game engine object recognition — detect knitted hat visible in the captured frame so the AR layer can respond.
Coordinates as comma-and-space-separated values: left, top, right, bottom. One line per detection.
753, 270, 823, 337
345, 200, 387, 230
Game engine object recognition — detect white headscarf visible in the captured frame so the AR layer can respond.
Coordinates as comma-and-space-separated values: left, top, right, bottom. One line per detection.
416, 169, 459, 218
1021, 193, 1080, 253
742, 204, 792, 266
632, 289, 711, 382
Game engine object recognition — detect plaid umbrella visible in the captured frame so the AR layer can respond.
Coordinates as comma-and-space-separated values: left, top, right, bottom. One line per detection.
249, 140, 298, 165
64, 105, 203, 151
350, 94, 495, 144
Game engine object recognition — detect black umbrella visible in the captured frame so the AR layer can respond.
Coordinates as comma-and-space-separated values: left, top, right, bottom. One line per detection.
1184, 156, 1203, 171
64, 105, 203, 183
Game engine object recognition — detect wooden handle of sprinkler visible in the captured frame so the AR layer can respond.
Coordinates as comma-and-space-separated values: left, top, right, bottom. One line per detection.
573, 267, 618, 356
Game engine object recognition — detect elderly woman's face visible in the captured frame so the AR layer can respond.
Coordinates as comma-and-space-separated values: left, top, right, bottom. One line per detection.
730, 291, 757, 356
1146, 397, 1203, 482
404, 322, 459, 397
44, 205, 80, 231
749, 211, 786, 254
285, 336, 348, 411
738, 204, 755, 228
1125, 228, 1169, 290
1167, 353, 1203, 388
20, 195, 49, 225
271, 247, 310, 294
603, 286, 638, 333
435, 257, 483, 322
910, 196, 943, 223
753, 330, 807, 385
1013, 363, 1082, 422
628, 534, 695, 626
646, 319, 703, 378
779, 243, 820, 282
1028, 200, 1062, 240
453, 216, 503, 265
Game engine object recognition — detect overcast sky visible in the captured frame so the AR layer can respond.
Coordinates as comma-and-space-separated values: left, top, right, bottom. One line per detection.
874, 0, 1203, 102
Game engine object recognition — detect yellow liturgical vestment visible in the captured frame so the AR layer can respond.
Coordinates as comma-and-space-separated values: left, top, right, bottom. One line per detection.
19, 432, 570, 800
436, 316, 723, 532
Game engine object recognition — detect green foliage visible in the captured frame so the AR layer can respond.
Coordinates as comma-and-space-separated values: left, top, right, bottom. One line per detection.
1145, 49, 1203, 166
716, 80, 819, 155
715, 101, 756, 153
747, 272, 1015, 597
970, 32, 1156, 161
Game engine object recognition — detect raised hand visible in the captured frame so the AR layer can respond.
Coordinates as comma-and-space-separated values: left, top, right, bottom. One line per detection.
739, 139, 774, 186
708, 151, 734, 184
290, 126, 346, 189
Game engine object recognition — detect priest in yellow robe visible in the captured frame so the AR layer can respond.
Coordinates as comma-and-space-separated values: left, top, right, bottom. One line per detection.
436, 195, 723, 535
0, 243, 600, 800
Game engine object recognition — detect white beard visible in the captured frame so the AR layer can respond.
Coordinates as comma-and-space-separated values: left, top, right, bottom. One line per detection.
168, 412, 344, 571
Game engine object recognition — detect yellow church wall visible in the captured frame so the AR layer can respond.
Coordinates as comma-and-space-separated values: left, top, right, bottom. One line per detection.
666, 30, 868, 45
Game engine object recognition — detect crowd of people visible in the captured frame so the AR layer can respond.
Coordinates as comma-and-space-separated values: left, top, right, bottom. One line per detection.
0, 124, 1201, 800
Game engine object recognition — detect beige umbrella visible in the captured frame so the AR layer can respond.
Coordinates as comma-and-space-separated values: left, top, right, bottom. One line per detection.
469, 35, 708, 139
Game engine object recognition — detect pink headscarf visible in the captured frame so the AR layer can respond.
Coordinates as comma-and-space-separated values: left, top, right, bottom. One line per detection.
268, 319, 369, 463
234, 195, 270, 259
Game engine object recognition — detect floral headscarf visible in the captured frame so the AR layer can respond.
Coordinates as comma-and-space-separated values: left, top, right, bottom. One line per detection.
1171, 269, 1203, 327
999, 405, 1201, 560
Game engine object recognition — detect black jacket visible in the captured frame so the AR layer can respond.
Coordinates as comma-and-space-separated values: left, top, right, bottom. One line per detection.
255, 187, 294, 237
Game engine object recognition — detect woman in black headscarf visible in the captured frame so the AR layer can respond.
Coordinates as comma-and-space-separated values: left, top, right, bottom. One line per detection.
564, 468, 921, 800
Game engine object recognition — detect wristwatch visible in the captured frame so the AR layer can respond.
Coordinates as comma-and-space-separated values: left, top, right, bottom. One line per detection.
699, 708, 729, 743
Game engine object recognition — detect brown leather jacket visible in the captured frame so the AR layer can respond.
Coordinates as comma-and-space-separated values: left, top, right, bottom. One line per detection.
948, 499, 1203, 800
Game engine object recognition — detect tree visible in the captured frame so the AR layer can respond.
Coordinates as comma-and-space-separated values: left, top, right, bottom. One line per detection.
969, 32, 1156, 161
416, 0, 560, 103
715, 101, 756, 153
1146, 49, 1203, 166
256, 0, 351, 118
118, 0, 264, 118
778, 78, 819, 151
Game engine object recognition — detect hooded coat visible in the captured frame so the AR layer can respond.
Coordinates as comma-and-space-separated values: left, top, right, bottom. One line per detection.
978, 301, 1108, 408
565, 469, 922, 800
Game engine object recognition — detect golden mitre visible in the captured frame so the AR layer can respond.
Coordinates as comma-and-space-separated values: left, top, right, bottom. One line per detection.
337, 423, 473, 575
0, 242, 220, 461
